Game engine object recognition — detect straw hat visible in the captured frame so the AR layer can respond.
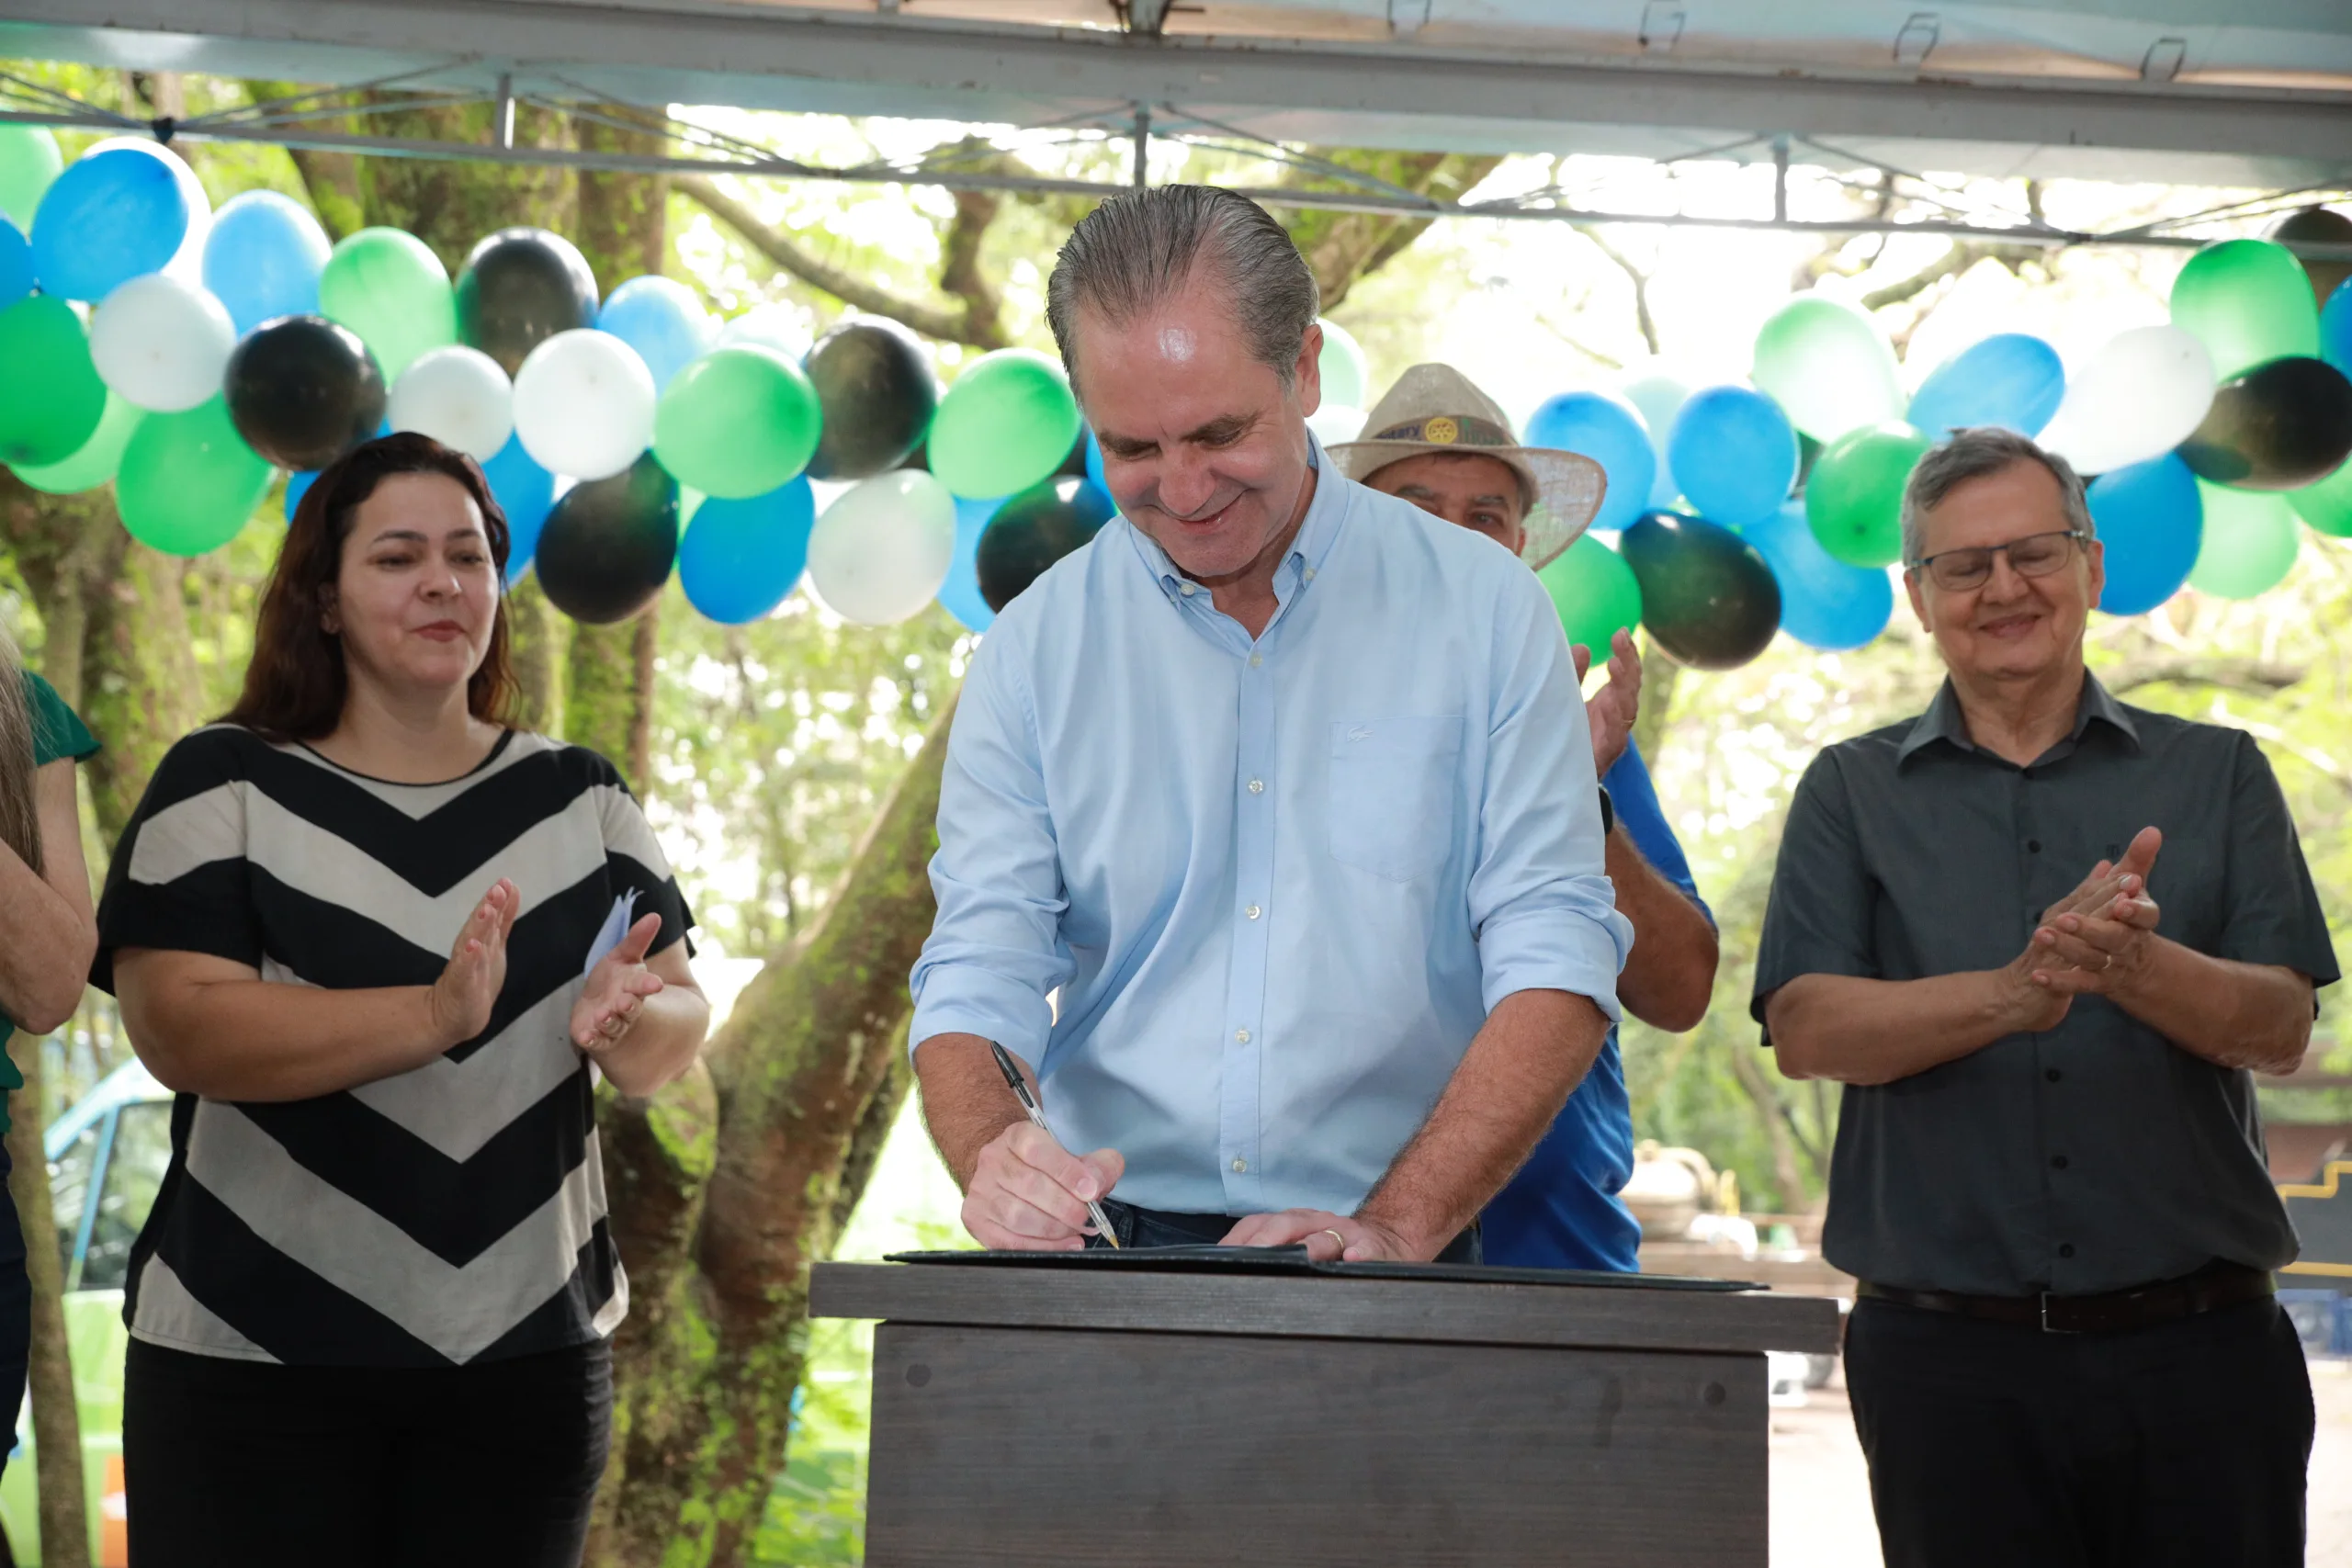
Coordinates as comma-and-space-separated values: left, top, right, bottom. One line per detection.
1329, 363, 1606, 570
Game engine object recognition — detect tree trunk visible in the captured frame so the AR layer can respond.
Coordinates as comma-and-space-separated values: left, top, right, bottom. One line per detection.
79, 538, 199, 845
564, 613, 657, 795
503, 576, 569, 736
588, 696, 954, 1568
6, 1042, 91, 1568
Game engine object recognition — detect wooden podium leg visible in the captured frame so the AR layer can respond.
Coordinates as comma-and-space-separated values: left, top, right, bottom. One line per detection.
864, 1322, 1767, 1567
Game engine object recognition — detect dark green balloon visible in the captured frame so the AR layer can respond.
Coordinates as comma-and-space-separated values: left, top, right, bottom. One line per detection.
1620, 509, 1781, 671
533, 453, 677, 624
978, 476, 1115, 612
2177, 355, 2352, 491
2268, 206, 2352, 309
804, 319, 937, 481
223, 314, 386, 471
455, 227, 598, 377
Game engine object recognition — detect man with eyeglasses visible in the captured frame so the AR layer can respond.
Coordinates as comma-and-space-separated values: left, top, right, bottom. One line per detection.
1753, 425, 2335, 1568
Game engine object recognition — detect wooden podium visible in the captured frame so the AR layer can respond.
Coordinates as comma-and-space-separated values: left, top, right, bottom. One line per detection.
812, 1256, 1841, 1567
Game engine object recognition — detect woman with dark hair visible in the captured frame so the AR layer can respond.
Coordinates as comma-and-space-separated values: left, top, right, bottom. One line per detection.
94, 432, 707, 1567
0, 626, 98, 1481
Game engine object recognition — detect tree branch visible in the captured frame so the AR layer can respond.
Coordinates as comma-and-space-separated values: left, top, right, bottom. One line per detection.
1581, 229, 1660, 358
677, 174, 1008, 349
2102, 655, 2307, 699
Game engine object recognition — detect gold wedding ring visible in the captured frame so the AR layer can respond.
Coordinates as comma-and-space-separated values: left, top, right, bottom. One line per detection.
1319, 1228, 1347, 1256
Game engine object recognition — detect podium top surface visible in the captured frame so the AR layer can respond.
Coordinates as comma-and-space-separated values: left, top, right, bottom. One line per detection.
810, 1257, 1843, 1355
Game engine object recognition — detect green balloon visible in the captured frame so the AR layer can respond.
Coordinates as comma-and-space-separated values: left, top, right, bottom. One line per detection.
319, 227, 457, 383
653, 346, 821, 499
0, 295, 107, 468
1751, 296, 1905, 441
1805, 421, 1929, 570
1537, 534, 1644, 652
2290, 457, 2352, 538
11, 391, 142, 494
116, 396, 273, 557
2188, 480, 2300, 600
928, 349, 1082, 501
2170, 239, 2320, 380
0, 123, 62, 232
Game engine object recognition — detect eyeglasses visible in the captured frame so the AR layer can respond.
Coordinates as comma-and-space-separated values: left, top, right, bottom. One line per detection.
1909, 530, 2088, 592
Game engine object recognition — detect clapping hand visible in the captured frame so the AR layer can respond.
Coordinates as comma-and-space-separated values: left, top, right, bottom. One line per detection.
572, 912, 666, 1055
427, 879, 517, 1048
2030, 827, 2164, 997
1573, 628, 1642, 780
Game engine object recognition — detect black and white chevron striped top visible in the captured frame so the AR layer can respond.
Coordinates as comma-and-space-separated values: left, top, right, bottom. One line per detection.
93, 725, 693, 1368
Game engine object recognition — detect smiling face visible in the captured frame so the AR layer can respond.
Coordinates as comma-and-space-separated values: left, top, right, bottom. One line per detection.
1074, 272, 1322, 584
326, 470, 502, 703
1905, 457, 2105, 688
1363, 451, 1528, 558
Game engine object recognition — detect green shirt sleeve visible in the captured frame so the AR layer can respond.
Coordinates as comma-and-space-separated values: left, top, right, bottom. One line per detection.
25, 670, 97, 769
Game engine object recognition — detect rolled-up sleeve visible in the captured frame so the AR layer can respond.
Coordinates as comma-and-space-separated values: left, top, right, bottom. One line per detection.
909, 625, 1076, 1062
1467, 569, 1632, 1020
1750, 750, 1878, 1030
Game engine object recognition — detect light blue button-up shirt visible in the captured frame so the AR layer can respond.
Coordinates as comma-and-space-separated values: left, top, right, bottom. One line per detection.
910, 444, 1631, 1217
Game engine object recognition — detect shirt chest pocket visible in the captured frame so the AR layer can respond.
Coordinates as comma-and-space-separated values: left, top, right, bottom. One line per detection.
1328, 716, 1464, 883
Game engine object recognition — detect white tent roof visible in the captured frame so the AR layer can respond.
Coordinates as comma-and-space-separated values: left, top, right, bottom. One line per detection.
3, 0, 2348, 188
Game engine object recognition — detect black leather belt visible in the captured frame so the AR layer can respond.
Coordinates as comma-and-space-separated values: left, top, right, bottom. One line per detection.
1857, 1259, 2274, 1335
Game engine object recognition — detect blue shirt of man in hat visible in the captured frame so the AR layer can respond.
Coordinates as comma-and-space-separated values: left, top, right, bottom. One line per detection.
1336, 365, 1720, 1270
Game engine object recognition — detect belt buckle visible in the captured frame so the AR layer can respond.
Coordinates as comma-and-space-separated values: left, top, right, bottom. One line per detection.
2038, 1292, 2079, 1335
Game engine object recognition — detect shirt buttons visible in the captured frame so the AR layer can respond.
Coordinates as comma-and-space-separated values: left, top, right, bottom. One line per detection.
1235, 1029, 1251, 1043
1232, 1157, 1248, 1174
2046, 1068, 2063, 1083
2027, 840, 2042, 853
1248, 778, 1265, 795
1250, 653, 1263, 668
1246, 904, 1261, 919
1303, 567, 1317, 581
1180, 581, 1198, 597
2058, 1243, 2076, 1258
2051, 1156, 2069, 1170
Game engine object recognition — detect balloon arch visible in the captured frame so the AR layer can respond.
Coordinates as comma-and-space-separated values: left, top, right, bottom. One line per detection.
2, 128, 2350, 666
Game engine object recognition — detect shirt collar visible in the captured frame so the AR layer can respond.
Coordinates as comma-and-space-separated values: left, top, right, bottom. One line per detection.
1897, 670, 2140, 766
1125, 433, 1345, 604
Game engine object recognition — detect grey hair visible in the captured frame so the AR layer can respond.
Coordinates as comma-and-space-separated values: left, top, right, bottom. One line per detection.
1046, 186, 1320, 394
0, 625, 41, 876
1900, 426, 2095, 568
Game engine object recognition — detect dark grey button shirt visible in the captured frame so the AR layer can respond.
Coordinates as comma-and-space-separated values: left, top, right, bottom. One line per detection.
1753, 674, 2340, 1297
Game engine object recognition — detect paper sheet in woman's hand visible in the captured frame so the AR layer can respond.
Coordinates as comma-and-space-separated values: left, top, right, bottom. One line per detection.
582, 889, 642, 977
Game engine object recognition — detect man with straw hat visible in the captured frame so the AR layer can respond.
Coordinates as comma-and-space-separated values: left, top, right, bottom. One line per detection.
1333, 365, 1722, 1272
910, 186, 1634, 1264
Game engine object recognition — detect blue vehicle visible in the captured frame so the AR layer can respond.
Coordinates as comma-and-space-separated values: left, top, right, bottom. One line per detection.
0, 1059, 173, 1567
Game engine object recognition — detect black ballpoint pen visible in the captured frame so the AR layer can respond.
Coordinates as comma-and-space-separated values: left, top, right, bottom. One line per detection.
987, 1040, 1119, 1248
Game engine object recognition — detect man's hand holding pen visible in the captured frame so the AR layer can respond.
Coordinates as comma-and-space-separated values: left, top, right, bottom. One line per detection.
962, 1123, 1125, 1250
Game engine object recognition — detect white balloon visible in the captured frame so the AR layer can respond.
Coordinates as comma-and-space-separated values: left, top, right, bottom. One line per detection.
807, 469, 956, 626
2037, 326, 2215, 476
1306, 404, 1366, 446
719, 304, 813, 361
85, 137, 211, 285
511, 329, 655, 480
390, 346, 514, 460
88, 274, 234, 412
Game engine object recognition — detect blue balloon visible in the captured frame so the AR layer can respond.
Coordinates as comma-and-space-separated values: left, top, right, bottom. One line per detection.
1667, 387, 1800, 528
680, 478, 816, 624
0, 218, 29, 309
29, 149, 187, 302
1907, 333, 2065, 439
203, 192, 329, 337
1082, 428, 1107, 496
599, 276, 713, 390
2323, 277, 2352, 379
284, 469, 319, 523
938, 493, 1005, 632
1742, 502, 1893, 651
2086, 454, 2201, 616
483, 435, 558, 579
1522, 392, 1655, 535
